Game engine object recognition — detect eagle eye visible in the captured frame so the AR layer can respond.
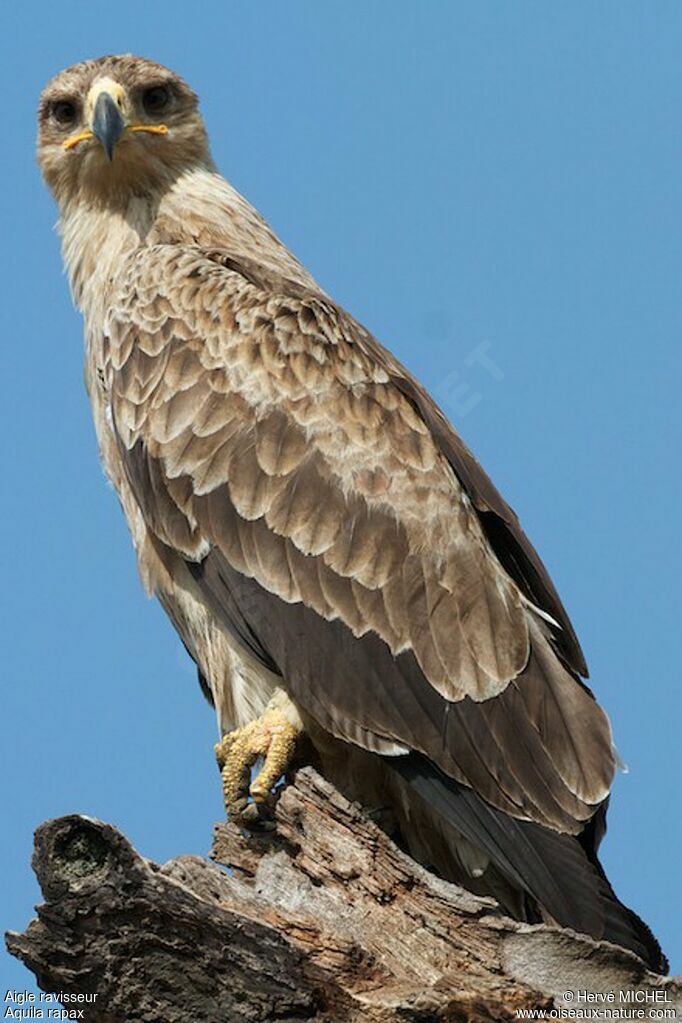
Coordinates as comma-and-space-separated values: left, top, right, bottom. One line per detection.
52, 100, 78, 127
142, 85, 171, 116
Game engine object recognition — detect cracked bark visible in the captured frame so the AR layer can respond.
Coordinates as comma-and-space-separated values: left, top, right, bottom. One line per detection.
6, 768, 679, 1022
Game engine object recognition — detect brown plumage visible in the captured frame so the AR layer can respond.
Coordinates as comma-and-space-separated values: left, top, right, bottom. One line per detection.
37, 54, 666, 972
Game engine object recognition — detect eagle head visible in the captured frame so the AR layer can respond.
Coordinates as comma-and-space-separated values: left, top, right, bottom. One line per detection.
37, 54, 211, 206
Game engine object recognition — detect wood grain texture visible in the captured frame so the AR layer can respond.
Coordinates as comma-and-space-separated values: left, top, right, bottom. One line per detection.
6, 770, 679, 1023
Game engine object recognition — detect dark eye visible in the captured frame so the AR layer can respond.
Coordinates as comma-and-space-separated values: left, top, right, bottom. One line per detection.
142, 85, 170, 116
52, 100, 77, 127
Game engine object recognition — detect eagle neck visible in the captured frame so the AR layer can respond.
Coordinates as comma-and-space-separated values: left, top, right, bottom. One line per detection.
58, 165, 318, 328
58, 193, 157, 321
154, 167, 319, 290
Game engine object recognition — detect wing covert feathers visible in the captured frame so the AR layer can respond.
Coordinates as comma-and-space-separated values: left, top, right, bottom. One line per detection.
108, 244, 533, 702
107, 242, 616, 834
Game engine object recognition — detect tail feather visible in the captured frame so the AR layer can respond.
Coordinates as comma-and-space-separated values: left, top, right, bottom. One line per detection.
393, 755, 667, 974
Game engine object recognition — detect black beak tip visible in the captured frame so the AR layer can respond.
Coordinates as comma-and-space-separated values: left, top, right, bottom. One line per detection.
92, 92, 125, 161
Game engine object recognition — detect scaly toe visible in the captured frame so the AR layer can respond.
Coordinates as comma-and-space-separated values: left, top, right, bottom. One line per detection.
214, 733, 236, 769
216, 705, 302, 823
249, 710, 300, 804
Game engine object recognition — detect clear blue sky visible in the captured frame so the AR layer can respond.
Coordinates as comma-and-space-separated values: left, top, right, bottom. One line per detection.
1, 1, 680, 991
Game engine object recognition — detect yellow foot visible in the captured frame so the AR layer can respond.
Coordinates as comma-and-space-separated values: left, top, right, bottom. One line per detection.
215, 698, 302, 826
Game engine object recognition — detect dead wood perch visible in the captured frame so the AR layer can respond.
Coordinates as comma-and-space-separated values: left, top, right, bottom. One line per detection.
6, 768, 680, 1022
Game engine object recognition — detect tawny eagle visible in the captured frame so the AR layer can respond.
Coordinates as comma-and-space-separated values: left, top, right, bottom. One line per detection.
37, 55, 666, 972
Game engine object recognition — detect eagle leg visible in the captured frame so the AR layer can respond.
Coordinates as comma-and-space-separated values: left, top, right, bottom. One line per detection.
215, 691, 303, 824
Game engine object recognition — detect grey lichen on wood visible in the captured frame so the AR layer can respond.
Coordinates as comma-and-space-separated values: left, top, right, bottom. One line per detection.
6, 768, 680, 1022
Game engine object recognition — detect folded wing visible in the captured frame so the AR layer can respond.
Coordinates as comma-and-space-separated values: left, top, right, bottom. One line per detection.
105, 243, 615, 833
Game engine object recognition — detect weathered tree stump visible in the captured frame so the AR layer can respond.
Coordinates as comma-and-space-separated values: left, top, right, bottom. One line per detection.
6, 768, 679, 1022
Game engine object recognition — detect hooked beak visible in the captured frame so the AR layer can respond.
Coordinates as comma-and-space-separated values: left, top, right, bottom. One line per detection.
62, 77, 169, 156
91, 91, 125, 161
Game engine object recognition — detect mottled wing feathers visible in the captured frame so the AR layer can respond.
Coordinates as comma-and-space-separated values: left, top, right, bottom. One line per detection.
107, 244, 530, 702
105, 242, 615, 830
352, 338, 587, 678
